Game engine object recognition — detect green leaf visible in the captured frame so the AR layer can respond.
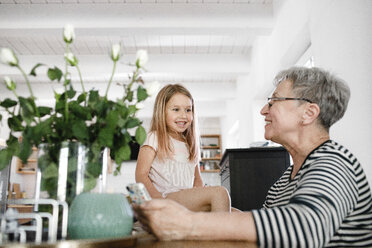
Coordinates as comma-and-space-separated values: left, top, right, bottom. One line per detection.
116, 117, 126, 128
19, 97, 36, 125
69, 101, 91, 120
19, 97, 34, 112
0, 98, 17, 108
6, 135, 19, 149
38, 106, 52, 117
86, 160, 101, 178
128, 105, 137, 115
90, 142, 102, 159
83, 177, 97, 192
135, 125, 147, 145
115, 144, 131, 165
64, 78, 71, 86
67, 89, 76, 99
106, 110, 118, 129
29, 63, 45, 77
127, 91, 133, 102
125, 117, 140, 129
117, 105, 128, 119
77, 93, 87, 103
8, 116, 24, 132
68, 156, 78, 173
71, 120, 89, 141
32, 119, 53, 143
40, 177, 57, 198
137, 85, 148, 102
88, 90, 99, 105
47, 66, 63, 81
123, 131, 132, 144
19, 138, 32, 163
42, 163, 58, 179
93, 101, 105, 116
116, 99, 126, 107
98, 127, 114, 147
0, 149, 12, 171
55, 97, 65, 113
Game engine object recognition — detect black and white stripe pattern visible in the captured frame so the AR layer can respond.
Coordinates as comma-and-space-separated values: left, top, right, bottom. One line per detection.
252, 140, 372, 247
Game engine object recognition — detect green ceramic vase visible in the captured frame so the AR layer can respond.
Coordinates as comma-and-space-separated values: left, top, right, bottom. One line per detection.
67, 192, 133, 239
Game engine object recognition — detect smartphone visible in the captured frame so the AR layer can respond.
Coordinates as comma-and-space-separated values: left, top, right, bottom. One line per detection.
126, 183, 152, 204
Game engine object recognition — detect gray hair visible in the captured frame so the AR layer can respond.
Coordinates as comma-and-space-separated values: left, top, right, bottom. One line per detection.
274, 67, 350, 131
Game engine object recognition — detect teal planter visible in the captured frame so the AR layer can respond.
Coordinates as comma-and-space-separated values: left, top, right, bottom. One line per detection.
68, 193, 133, 240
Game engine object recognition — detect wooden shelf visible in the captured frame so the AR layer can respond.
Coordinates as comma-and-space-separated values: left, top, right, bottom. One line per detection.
200, 134, 222, 171
200, 169, 220, 173
201, 157, 221, 161
201, 146, 220, 149
7, 204, 33, 224
200, 134, 221, 148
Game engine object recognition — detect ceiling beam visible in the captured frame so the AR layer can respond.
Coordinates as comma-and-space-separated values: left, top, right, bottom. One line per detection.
0, 4, 273, 31
0, 54, 250, 79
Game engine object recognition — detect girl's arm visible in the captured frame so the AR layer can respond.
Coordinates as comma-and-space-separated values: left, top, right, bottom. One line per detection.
135, 146, 163, 198
193, 163, 204, 187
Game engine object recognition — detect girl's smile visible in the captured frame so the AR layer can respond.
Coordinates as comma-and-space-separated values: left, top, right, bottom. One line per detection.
165, 93, 193, 138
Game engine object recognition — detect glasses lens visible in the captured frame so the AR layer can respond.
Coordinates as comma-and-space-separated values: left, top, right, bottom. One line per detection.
267, 98, 273, 107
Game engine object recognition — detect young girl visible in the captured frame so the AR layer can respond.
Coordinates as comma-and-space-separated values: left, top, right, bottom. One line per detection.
135, 84, 231, 212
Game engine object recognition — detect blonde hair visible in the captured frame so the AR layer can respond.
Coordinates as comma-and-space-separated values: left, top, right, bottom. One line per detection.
150, 84, 199, 162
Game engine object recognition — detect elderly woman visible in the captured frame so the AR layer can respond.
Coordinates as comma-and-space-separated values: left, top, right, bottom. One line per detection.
133, 67, 372, 247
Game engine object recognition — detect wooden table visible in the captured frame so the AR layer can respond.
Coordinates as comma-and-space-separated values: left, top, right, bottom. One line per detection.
135, 234, 257, 248
1, 233, 257, 248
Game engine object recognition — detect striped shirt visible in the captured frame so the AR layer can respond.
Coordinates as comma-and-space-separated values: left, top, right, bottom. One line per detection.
252, 140, 372, 247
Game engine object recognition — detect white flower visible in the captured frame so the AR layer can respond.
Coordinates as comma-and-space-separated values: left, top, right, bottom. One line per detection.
136, 50, 148, 68
4, 76, 16, 91
0, 48, 18, 66
64, 52, 78, 66
145, 81, 160, 96
63, 24, 75, 44
136, 102, 145, 109
111, 44, 121, 61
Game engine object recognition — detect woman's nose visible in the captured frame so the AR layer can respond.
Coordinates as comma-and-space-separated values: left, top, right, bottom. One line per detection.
260, 104, 268, 116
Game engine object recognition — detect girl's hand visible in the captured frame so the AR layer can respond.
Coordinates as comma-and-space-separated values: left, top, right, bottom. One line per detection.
133, 199, 194, 240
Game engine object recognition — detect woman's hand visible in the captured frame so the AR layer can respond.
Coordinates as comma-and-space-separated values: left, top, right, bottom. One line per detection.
133, 199, 194, 240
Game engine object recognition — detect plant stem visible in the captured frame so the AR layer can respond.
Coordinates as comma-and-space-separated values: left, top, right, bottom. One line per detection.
124, 67, 139, 101
105, 60, 117, 99
76, 64, 86, 95
17, 65, 41, 123
76, 64, 87, 106
64, 44, 70, 123
11, 89, 19, 99
17, 65, 35, 99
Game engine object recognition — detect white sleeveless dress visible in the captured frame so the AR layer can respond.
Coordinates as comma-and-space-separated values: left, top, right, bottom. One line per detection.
143, 132, 197, 198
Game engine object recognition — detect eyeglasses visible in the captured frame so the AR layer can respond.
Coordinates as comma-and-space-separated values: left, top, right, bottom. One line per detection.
267, 97, 313, 108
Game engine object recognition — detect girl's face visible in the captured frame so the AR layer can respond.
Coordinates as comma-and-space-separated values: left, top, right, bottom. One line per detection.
165, 93, 193, 138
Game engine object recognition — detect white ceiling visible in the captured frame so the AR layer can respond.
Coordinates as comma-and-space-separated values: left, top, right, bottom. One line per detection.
0, 1, 274, 121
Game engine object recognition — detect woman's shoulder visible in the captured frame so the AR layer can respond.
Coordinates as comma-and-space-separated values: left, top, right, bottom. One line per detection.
312, 140, 358, 163
305, 140, 362, 176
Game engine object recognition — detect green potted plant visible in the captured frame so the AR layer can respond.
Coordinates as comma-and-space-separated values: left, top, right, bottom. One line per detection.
0, 24, 159, 204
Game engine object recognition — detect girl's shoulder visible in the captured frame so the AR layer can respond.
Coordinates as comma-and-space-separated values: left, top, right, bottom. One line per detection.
143, 131, 159, 150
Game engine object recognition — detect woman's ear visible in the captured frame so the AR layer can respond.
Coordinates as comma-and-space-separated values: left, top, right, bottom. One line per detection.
302, 103, 320, 125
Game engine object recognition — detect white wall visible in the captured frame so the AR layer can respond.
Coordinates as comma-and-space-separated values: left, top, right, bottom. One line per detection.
236, 0, 372, 185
